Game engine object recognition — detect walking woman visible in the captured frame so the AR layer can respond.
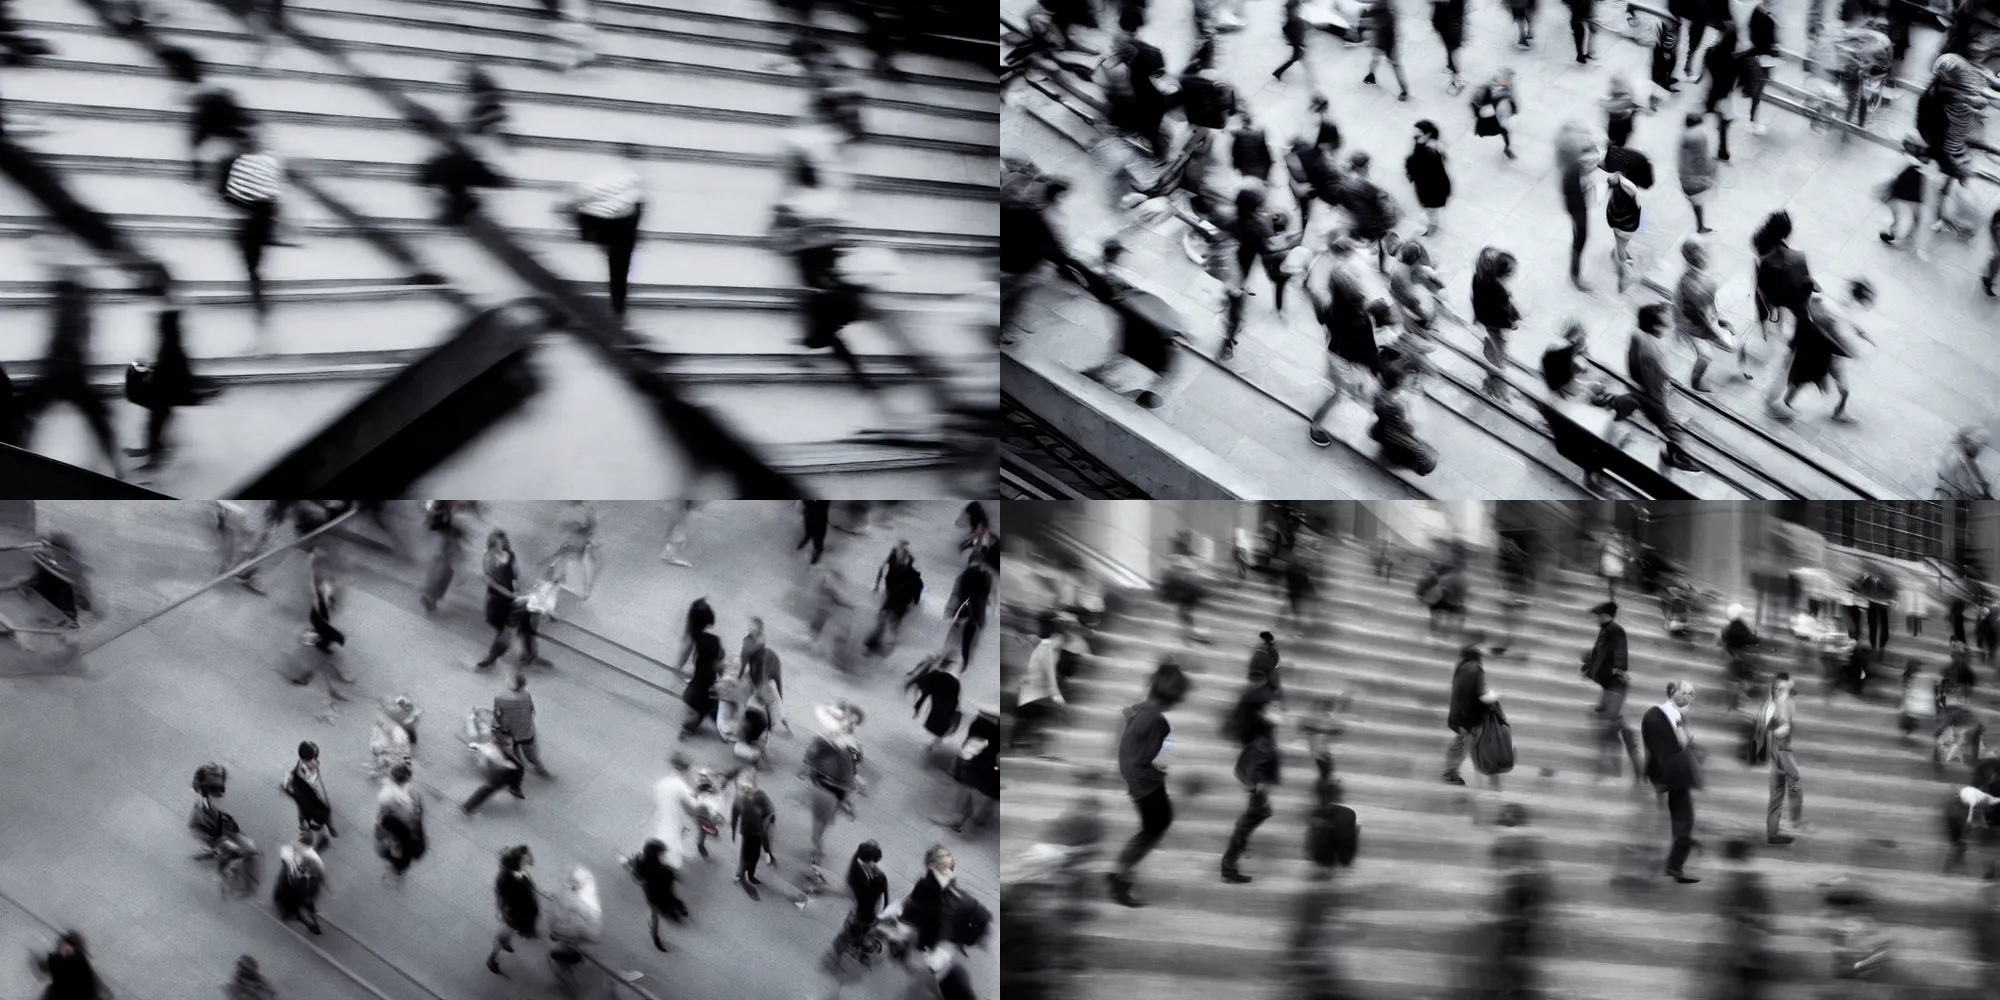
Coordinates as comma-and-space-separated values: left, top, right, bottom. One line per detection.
1469, 70, 1520, 159
1471, 249, 1521, 399
281, 741, 336, 845
486, 846, 540, 977
818, 841, 891, 997
374, 763, 425, 882
34, 931, 105, 1000
624, 839, 687, 951
475, 529, 541, 670
419, 501, 478, 613
677, 598, 724, 739
272, 832, 328, 935
217, 134, 283, 347
868, 540, 922, 654
1405, 120, 1451, 236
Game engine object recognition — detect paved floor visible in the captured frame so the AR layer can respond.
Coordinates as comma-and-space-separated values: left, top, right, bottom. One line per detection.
1003, 0, 2000, 497
0, 501, 997, 1000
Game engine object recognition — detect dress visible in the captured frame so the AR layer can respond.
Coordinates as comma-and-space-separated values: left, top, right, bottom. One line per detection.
483, 549, 516, 632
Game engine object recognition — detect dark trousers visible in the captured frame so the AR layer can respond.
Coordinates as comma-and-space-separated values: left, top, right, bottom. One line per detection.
1595, 685, 1643, 778
463, 766, 524, 812
481, 610, 540, 665
1571, 15, 1593, 60
1567, 206, 1588, 279
1661, 787, 1695, 873
511, 736, 548, 774
1222, 787, 1271, 865
594, 208, 642, 317
236, 202, 276, 320
1116, 785, 1174, 875
1866, 603, 1890, 652
798, 523, 826, 562
740, 832, 766, 877
309, 607, 345, 651
143, 403, 175, 462
959, 611, 985, 669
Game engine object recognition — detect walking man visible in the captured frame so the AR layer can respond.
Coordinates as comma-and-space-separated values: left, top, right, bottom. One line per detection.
1221, 665, 1281, 883
1581, 600, 1642, 778
1761, 673, 1807, 844
1442, 640, 1500, 788
461, 728, 527, 815
1641, 680, 1703, 883
30, 242, 124, 478
1108, 661, 1189, 907
493, 673, 552, 778
281, 741, 336, 844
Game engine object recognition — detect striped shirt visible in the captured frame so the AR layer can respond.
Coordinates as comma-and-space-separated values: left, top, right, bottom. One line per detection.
574, 169, 642, 219
224, 153, 282, 204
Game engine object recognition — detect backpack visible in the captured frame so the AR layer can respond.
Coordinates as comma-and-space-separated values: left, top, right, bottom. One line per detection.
1306, 803, 1359, 867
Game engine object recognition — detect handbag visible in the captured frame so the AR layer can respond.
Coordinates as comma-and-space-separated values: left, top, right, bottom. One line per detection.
1470, 704, 1516, 775
124, 361, 156, 406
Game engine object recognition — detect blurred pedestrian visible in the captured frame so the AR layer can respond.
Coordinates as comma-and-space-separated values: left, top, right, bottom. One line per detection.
942, 711, 999, 833
485, 845, 539, 977
32, 931, 103, 1000
1442, 641, 1501, 788
1009, 617, 1063, 756
124, 281, 204, 473
623, 839, 686, 951
563, 145, 646, 318
217, 134, 284, 347
1405, 120, 1451, 236
1221, 665, 1281, 883
224, 955, 276, 1000
474, 529, 535, 670
806, 703, 865, 862
461, 728, 526, 815
948, 555, 995, 671
28, 245, 123, 479
1470, 69, 1519, 159
677, 599, 723, 739
1583, 601, 1644, 782
547, 500, 598, 601
1109, 661, 1188, 907
652, 752, 701, 872
493, 673, 552, 777
868, 539, 923, 654
910, 655, 964, 755
419, 501, 477, 612
272, 832, 327, 935
1760, 673, 1807, 845
731, 771, 778, 899
373, 762, 425, 881
546, 866, 605, 997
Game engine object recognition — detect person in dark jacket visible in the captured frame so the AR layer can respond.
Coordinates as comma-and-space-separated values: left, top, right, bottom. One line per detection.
1222, 670, 1282, 882
626, 839, 686, 951
1231, 110, 1274, 183
1641, 680, 1703, 882
677, 598, 724, 739
1470, 248, 1520, 399
1751, 210, 1812, 342
1109, 661, 1189, 907
1700, 22, 1740, 162
34, 931, 102, 1000
462, 64, 510, 142
897, 844, 959, 955
1443, 642, 1500, 786
492, 672, 551, 777
1566, 0, 1597, 61
282, 740, 336, 842
1405, 119, 1451, 235
799, 500, 831, 563
1541, 321, 1589, 396
1584, 601, 1645, 780
30, 253, 124, 479
1743, 0, 1778, 131
486, 845, 540, 976
125, 282, 202, 472
1274, 0, 1309, 79
1247, 631, 1282, 689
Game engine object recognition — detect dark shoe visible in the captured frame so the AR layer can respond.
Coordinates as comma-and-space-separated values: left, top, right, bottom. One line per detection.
746, 872, 762, 886
651, 934, 668, 953
1308, 427, 1333, 448
698, 842, 709, 859
1982, 279, 1994, 297
1107, 873, 1145, 908
740, 877, 761, 901
508, 787, 526, 799
1443, 771, 1467, 785
1363, 73, 1376, 85
487, 955, 505, 976
1768, 834, 1796, 844
1669, 871, 1700, 883
1221, 864, 1252, 884
1398, 91, 1410, 102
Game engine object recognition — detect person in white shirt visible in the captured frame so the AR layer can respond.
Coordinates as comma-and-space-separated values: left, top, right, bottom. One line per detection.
564, 145, 646, 317
1761, 673, 1807, 845
651, 753, 701, 870
1011, 617, 1067, 756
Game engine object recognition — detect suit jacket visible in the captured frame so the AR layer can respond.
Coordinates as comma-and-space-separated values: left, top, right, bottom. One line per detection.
1584, 621, 1629, 689
1641, 704, 1699, 791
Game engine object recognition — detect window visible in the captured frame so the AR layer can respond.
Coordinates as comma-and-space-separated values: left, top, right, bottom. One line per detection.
1795, 502, 1950, 563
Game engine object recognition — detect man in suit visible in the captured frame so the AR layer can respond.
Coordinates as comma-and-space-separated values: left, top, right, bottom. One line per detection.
1641, 680, 1703, 883
1581, 602, 1642, 782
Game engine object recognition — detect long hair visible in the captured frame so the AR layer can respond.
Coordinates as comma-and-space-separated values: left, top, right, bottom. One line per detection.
1751, 211, 1792, 257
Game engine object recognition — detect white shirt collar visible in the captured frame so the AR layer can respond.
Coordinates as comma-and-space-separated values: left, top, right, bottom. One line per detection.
1659, 700, 1684, 729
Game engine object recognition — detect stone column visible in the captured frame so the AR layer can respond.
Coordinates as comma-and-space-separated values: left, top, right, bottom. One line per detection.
1072, 501, 1158, 582
1674, 501, 1753, 602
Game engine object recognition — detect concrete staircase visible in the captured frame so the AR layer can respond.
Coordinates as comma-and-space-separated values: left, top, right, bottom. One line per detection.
3, 0, 996, 495
1003, 539, 2000, 1000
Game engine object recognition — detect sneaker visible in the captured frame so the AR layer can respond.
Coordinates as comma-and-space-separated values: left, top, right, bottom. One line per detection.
1749, 121, 1769, 136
